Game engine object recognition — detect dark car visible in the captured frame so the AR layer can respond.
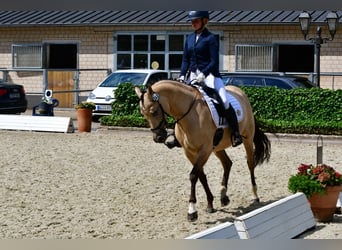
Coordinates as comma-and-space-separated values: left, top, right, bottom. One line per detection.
221, 73, 316, 89
0, 81, 28, 114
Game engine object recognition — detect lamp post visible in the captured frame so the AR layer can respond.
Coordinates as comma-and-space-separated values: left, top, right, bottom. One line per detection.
298, 11, 339, 88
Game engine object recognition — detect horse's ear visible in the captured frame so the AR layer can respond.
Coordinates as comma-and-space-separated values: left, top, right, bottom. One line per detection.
147, 85, 153, 95
134, 86, 142, 98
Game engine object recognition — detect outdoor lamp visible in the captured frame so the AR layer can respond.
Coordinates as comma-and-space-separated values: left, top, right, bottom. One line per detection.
298, 11, 339, 88
299, 11, 311, 39
326, 11, 338, 40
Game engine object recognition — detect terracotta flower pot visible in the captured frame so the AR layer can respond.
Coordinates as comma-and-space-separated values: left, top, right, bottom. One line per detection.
307, 185, 342, 222
77, 108, 93, 133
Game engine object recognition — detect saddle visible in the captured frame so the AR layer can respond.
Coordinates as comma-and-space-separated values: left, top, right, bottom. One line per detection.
191, 81, 226, 146
191, 81, 226, 124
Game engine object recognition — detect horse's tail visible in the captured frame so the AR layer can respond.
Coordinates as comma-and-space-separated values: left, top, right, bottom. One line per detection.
253, 123, 271, 166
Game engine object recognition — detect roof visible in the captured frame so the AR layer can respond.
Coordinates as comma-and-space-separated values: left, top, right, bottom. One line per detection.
0, 10, 340, 26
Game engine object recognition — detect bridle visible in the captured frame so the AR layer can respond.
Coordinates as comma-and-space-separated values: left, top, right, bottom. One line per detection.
140, 89, 198, 132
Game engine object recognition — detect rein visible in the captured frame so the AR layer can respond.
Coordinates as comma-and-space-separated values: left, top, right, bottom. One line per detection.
174, 91, 198, 124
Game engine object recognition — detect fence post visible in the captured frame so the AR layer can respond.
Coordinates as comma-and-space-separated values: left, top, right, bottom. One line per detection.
42, 69, 48, 95
2, 69, 8, 81
74, 70, 80, 105
316, 135, 323, 165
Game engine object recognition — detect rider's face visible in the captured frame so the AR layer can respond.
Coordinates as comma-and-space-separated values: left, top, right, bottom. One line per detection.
191, 18, 208, 33
191, 18, 202, 30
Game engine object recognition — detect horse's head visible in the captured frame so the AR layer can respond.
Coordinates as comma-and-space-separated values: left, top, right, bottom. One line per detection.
134, 86, 168, 143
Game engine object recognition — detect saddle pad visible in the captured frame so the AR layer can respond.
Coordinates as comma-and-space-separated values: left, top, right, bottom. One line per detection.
197, 87, 244, 128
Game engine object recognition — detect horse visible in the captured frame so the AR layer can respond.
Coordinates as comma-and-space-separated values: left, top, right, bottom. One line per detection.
134, 80, 271, 221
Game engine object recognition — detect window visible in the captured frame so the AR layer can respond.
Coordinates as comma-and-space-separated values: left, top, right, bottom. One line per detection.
236, 43, 315, 73
116, 33, 177, 70
231, 77, 264, 87
12, 44, 43, 68
115, 32, 222, 71
12, 43, 77, 69
265, 78, 291, 89
235, 44, 273, 72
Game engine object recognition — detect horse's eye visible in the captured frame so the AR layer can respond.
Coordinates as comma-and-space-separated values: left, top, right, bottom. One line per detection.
150, 108, 159, 117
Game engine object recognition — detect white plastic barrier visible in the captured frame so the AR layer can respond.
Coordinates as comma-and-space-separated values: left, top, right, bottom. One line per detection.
234, 192, 316, 239
185, 221, 239, 239
0, 114, 74, 133
337, 192, 342, 207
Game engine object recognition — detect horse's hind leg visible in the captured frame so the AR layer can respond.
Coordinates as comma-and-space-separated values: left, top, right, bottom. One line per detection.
244, 140, 259, 202
214, 150, 232, 206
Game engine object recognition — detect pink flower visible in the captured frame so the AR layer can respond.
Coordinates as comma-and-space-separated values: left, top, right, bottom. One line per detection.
317, 172, 330, 183
312, 165, 324, 175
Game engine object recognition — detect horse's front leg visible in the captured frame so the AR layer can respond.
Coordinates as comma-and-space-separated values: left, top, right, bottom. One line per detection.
188, 164, 214, 221
188, 166, 199, 221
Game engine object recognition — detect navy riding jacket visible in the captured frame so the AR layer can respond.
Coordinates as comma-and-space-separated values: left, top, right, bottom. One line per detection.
180, 28, 221, 78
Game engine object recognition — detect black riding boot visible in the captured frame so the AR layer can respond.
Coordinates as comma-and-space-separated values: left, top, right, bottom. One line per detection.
225, 105, 243, 147
165, 131, 181, 149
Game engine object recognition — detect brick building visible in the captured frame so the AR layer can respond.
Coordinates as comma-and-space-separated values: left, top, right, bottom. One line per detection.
0, 10, 341, 108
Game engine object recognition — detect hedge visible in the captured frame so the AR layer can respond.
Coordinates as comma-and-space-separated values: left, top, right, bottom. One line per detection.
100, 83, 342, 135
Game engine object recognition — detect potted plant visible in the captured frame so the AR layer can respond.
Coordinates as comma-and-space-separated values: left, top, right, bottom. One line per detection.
288, 163, 342, 222
75, 101, 95, 133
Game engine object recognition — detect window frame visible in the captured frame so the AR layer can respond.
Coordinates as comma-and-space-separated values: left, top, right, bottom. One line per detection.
235, 44, 274, 72
12, 43, 44, 69
114, 31, 223, 71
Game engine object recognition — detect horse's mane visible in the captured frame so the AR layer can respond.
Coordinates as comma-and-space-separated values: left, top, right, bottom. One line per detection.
151, 80, 197, 94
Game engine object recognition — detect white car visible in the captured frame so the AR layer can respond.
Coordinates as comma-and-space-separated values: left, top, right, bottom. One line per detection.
86, 69, 169, 119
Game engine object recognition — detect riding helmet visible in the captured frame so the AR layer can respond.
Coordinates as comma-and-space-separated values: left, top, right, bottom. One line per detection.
187, 11, 210, 21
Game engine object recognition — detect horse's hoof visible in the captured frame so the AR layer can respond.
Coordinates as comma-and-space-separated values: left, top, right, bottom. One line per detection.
253, 198, 260, 203
221, 196, 230, 206
206, 207, 215, 214
187, 211, 198, 221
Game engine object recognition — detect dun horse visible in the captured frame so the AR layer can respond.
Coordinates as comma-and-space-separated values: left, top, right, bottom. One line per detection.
135, 80, 271, 221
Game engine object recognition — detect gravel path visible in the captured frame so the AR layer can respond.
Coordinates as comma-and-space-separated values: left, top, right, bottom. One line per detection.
0, 128, 341, 239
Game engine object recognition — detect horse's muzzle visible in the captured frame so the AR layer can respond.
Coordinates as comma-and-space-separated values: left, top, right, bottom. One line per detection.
152, 128, 167, 143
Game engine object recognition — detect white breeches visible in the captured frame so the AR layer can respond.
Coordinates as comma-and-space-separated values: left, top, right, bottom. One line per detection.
189, 70, 230, 109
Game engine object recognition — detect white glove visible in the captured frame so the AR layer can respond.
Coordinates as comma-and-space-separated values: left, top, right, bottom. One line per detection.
196, 72, 205, 83
177, 75, 185, 83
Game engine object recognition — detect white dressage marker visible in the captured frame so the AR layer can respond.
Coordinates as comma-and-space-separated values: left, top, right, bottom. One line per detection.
234, 192, 316, 239
185, 221, 239, 239
337, 192, 342, 209
0, 114, 74, 133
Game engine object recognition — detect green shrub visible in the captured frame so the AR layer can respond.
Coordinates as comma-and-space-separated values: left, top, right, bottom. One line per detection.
111, 82, 141, 116
242, 87, 342, 135
101, 114, 147, 127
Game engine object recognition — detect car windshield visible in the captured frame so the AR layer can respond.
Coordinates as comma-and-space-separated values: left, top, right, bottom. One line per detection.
292, 78, 315, 88
99, 72, 148, 87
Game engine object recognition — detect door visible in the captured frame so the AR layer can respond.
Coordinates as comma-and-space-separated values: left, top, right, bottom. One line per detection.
48, 71, 74, 108
45, 43, 78, 108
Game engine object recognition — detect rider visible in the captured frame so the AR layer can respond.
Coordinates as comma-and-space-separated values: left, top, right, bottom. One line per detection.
178, 11, 243, 147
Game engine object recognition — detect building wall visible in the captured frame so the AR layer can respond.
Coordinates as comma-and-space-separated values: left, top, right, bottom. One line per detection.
0, 24, 341, 106
0, 26, 111, 98
218, 24, 342, 89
